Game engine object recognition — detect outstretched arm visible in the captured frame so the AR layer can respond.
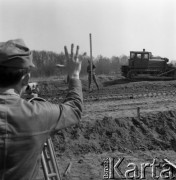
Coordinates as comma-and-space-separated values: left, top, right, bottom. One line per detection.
48, 44, 83, 131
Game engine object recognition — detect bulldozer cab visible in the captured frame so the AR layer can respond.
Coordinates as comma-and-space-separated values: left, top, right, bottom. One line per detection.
129, 50, 150, 69
121, 49, 175, 79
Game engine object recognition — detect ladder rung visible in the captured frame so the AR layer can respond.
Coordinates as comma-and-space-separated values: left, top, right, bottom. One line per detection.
48, 173, 57, 177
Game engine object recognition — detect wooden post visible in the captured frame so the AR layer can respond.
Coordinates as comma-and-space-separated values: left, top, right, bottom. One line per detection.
89, 33, 93, 87
137, 107, 140, 119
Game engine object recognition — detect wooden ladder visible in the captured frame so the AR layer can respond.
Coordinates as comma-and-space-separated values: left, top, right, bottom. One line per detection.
41, 138, 62, 180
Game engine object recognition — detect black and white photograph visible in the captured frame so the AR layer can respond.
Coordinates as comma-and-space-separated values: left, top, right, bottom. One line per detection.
0, 0, 176, 179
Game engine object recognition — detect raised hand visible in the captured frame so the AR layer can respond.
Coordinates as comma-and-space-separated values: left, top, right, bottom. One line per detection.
56, 44, 82, 80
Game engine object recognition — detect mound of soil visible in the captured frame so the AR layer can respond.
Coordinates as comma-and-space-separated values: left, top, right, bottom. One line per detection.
53, 110, 176, 157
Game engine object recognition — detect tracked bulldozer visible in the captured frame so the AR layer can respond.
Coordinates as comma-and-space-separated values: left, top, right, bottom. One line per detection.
121, 49, 176, 80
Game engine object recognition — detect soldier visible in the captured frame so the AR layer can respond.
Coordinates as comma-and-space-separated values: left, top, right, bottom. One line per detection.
0, 39, 83, 180
87, 60, 99, 92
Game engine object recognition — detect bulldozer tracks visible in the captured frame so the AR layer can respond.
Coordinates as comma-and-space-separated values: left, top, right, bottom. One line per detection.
83, 90, 176, 102
40, 89, 176, 103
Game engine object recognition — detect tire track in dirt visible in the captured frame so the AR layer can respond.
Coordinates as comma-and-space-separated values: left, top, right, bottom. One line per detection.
83, 90, 176, 102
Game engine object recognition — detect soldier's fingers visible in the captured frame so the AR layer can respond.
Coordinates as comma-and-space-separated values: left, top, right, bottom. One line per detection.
64, 46, 69, 59
75, 45, 79, 60
71, 44, 74, 59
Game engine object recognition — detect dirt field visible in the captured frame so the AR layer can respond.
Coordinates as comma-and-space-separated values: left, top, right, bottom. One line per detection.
36, 75, 176, 180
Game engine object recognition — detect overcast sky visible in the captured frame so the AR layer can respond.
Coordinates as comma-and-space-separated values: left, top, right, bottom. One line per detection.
0, 0, 175, 60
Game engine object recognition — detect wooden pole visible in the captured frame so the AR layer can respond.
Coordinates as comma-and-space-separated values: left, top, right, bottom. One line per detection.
89, 33, 93, 85
137, 107, 140, 119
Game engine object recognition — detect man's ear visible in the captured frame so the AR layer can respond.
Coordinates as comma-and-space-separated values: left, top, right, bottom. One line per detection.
21, 73, 30, 86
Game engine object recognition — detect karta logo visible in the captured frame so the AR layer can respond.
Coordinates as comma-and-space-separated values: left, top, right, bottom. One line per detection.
103, 157, 176, 179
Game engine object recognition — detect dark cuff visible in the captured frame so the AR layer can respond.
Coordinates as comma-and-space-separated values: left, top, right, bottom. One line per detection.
68, 78, 82, 88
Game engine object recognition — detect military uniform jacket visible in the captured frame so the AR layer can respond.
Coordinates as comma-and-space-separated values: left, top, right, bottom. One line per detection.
0, 79, 83, 180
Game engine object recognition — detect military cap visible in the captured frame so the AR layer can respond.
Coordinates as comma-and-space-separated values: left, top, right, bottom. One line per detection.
0, 39, 35, 68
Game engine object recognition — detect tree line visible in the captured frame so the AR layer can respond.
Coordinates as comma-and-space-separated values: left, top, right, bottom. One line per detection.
31, 50, 129, 77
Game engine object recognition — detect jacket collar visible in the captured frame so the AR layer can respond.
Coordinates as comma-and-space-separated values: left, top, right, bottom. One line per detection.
0, 88, 20, 97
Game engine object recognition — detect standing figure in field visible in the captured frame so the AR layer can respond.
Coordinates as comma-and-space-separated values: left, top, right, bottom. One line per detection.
87, 60, 99, 92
